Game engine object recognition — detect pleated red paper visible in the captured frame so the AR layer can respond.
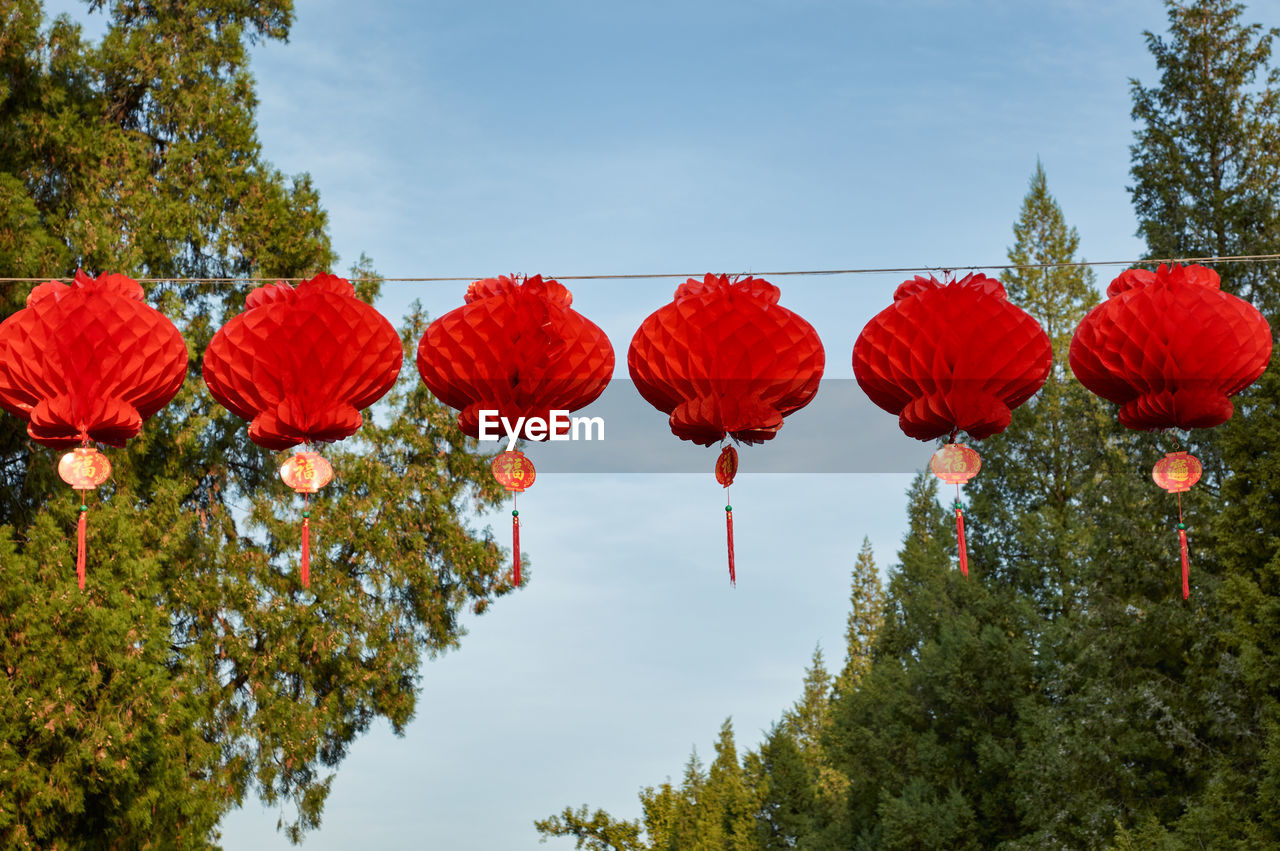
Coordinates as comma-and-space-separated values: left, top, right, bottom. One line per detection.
1068, 264, 1272, 430
203, 273, 403, 449
852, 273, 1052, 441
0, 270, 187, 447
415, 275, 614, 438
627, 274, 825, 446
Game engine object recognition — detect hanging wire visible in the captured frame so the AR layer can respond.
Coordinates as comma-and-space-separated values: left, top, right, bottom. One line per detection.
3, 252, 1280, 286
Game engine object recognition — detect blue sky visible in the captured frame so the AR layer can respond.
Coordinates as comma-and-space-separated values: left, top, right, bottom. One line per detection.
40, 0, 1280, 847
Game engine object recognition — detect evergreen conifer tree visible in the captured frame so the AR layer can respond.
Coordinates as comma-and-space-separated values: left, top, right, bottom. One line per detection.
1125, 1, 1280, 843
837, 538, 885, 692
703, 720, 759, 851
750, 725, 814, 849
531, 805, 645, 851
966, 161, 1102, 614
0, 3, 511, 844
966, 161, 1191, 848
826, 474, 1032, 849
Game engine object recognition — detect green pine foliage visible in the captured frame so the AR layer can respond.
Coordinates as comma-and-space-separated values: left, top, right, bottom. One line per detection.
826, 473, 1034, 850
749, 725, 815, 849
532, 805, 645, 851
965, 162, 1172, 848
1130, 0, 1280, 310
0, 2, 511, 846
837, 538, 884, 692
8, 0, 1280, 848
969, 160, 1102, 613
1128, 1, 1280, 846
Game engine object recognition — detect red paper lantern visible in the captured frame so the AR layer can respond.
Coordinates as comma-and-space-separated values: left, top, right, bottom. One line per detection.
930, 443, 981, 485
628, 274, 825, 584
416, 275, 614, 439
1069, 263, 1272, 599
0, 270, 187, 448
58, 447, 113, 490
203, 273, 403, 587
203, 273, 402, 450
1152, 451, 1202, 494
416, 275, 614, 587
1068, 263, 1271, 430
853, 272, 1052, 579
491, 450, 536, 492
715, 446, 739, 487
628, 274, 824, 447
853, 273, 1052, 442
0, 270, 187, 589
280, 452, 334, 494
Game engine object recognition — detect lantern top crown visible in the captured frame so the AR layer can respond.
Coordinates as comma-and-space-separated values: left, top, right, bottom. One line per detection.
464, 274, 572, 308
1107, 263, 1220, 298
245, 273, 355, 310
27, 270, 144, 309
892, 272, 1006, 303
673, 273, 780, 305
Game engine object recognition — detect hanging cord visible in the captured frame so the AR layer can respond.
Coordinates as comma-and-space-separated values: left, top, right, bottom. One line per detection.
1176, 429, 1191, 601
954, 483, 968, 579
1177, 488, 1187, 601
716, 444, 738, 587
512, 491, 521, 588
300, 492, 311, 588
75, 490, 88, 590
6, 251, 1280, 286
725, 485, 735, 588
75, 433, 91, 590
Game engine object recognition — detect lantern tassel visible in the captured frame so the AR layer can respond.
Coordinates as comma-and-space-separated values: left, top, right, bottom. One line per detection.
1179, 527, 1190, 600
955, 502, 968, 579
726, 505, 735, 587
1177, 492, 1189, 600
76, 504, 87, 590
300, 518, 310, 588
299, 492, 311, 588
513, 509, 521, 587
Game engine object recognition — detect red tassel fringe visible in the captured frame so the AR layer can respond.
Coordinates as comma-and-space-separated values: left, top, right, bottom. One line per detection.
300, 518, 310, 588
513, 513, 521, 587
76, 507, 87, 591
955, 507, 968, 579
726, 508, 736, 587
1180, 527, 1190, 600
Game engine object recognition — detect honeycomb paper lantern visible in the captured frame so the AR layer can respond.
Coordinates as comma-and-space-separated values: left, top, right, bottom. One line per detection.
627, 273, 824, 447
203, 272, 403, 450
853, 272, 1052, 579
415, 274, 614, 440
627, 273, 825, 584
0, 270, 188, 588
1069, 263, 1273, 599
203, 272, 403, 586
1068, 263, 1271, 431
853, 272, 1052, 442
0, 270, 186, 448
416, 274, 614, 587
